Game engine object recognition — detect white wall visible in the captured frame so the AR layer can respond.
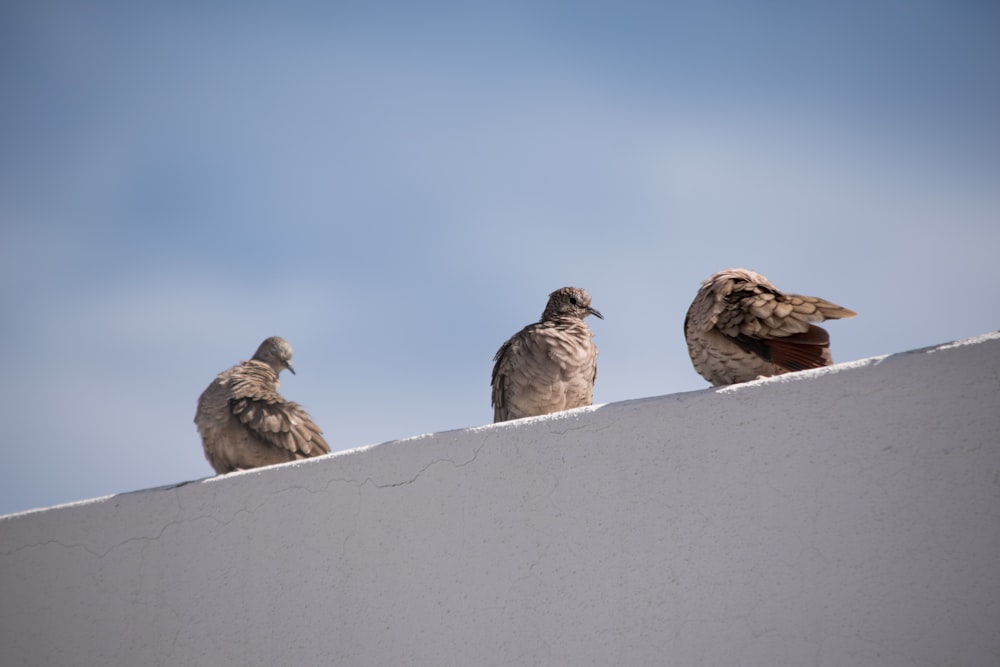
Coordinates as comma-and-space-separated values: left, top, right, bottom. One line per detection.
2, 333, 999, 667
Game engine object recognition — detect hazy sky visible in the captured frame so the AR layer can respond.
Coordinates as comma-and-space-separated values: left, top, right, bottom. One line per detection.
2, 1, 998, 516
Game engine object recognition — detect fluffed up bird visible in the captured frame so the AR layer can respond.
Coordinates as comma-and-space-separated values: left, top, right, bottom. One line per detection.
684, 268, 856, 386
195, 336, 330, 474
492, 286, 603, 423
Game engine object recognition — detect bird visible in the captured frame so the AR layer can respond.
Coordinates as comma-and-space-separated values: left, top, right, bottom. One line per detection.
194, 336, 330, 474
684, 268, 856, 386
491, 286, 603, 423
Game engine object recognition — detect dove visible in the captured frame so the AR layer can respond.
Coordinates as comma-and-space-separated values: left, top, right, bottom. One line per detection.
195, 336, 329, 473
685, 268, 856, 386
492, 287, 603, 422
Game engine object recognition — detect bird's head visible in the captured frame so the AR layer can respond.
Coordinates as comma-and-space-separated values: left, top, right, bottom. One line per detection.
542, 286, 603, 322
252, 336, 296, 375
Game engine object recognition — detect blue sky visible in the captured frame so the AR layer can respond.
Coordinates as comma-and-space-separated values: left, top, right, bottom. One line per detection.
2, 1, 998, 516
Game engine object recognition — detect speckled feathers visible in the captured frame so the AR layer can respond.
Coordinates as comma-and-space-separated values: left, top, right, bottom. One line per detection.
195, 336, 329, 473
491, 287, 603, 422
685, 269, 856, 386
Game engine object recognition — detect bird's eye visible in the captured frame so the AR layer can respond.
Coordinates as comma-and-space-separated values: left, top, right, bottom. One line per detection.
569, 297, 578, 305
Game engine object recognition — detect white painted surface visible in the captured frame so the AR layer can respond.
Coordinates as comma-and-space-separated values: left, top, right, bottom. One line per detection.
2, 333, 999, 666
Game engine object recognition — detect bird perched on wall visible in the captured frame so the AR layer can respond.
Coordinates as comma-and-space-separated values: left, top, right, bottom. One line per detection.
684, 268, 856, 386
195, 336, 330, 474
492, 286, 603, 423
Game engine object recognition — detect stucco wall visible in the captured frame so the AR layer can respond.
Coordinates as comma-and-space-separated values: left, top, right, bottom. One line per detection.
2, 333, 999, 666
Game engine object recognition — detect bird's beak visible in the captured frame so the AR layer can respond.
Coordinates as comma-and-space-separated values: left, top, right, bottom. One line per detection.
589, 307, 604, 320
286, 362, 296, 375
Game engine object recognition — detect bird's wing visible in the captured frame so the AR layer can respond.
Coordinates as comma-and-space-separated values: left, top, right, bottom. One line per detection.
690, 273, 854, 372
724, 289, 854, 372
731, 325, 832, 371
491, 332, 520, 422
228, 362, 330, 457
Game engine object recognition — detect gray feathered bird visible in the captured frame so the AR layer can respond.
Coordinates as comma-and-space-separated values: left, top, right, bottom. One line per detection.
195, 336, 329, 473
492, 287, 603, 422
685, 268, 856, 386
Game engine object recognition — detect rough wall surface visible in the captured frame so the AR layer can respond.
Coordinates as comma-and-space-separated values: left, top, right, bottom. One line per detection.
2, 333, 999, 666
